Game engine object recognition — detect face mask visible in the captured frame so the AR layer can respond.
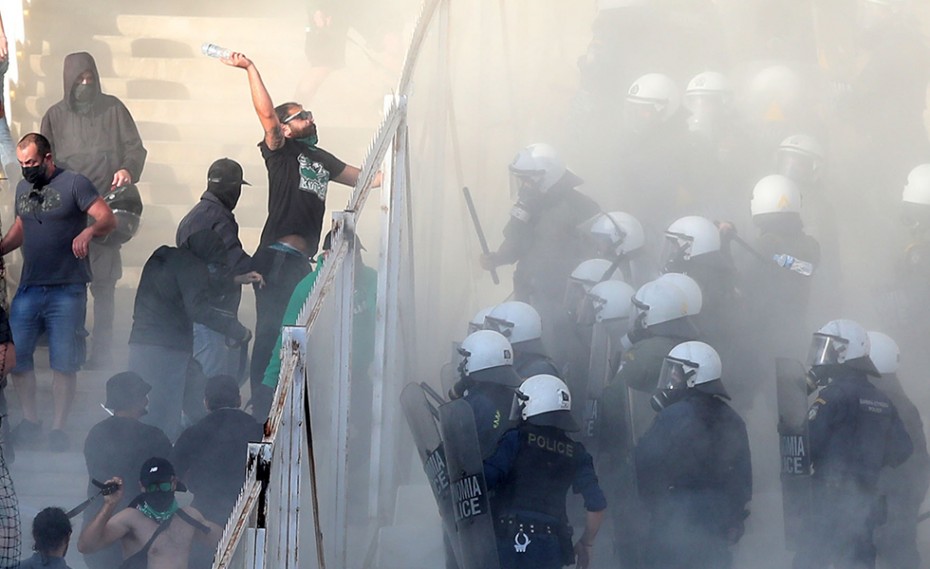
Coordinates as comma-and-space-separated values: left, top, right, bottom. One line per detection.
73, 83, 96, 103
297, 134, 319, 148
650, 388, 685, 412
22, 164, 47, 187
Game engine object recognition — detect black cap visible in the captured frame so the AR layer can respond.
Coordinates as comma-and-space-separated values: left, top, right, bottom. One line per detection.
207, 158, 250, 187
139, 457, 187, 491
105, 372, 151, 411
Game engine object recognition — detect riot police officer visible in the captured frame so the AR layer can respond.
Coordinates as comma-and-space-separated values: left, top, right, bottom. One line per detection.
793, 319, 913, 569
634, 341, 751, 569
451, 329, 523, 457
483, 374, 606, 569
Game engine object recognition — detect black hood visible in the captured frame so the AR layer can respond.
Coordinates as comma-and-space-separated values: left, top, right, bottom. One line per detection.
182, 229, 227, 266
62, 52, 101, 109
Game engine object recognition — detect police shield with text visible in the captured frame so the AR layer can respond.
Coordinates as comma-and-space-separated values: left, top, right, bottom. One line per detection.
483, 374, 606, 569
792, 319, 913, 569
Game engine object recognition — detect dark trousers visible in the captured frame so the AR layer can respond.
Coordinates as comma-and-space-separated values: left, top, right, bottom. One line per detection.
89, 242, 121, 360
793, 481, 878, 569
249, 246, 310, 419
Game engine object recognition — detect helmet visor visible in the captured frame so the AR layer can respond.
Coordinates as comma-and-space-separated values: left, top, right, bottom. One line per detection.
509, 169, 545, 200
579, 213, 623, 257
624, 99, 661, 133
775, 151, 818, 184
484, 315, 514, 340
807, 333, 848, 367
576, 292, 606, 326
564, 280, 590, 320
657, 356, 694, 392
661, 231, 693, 269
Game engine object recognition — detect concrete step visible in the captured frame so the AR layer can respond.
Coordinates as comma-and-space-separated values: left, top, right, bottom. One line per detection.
113, 15, 300, 42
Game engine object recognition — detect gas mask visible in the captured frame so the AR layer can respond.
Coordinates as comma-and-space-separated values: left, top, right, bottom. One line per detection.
650, 355, 693, 412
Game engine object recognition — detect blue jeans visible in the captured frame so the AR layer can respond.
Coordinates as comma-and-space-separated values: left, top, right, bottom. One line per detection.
0, 58, 18, 189
193, 323, 241, 380
9, 283, 88, 373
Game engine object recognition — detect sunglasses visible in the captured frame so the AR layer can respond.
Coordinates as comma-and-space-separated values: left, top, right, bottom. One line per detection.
145, 482, 173, 493
282, 109, 312, 124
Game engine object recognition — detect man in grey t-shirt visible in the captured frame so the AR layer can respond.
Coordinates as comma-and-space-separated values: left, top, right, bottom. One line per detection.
0, 133, 115, 452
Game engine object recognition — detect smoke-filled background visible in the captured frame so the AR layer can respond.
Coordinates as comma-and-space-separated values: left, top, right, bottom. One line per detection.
1, 0, 930, 568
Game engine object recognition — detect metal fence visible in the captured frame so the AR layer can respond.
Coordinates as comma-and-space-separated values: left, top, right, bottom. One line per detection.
211, 0, 444, 567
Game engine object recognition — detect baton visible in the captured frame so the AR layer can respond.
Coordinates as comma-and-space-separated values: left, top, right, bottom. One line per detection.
463, 187, 500, 285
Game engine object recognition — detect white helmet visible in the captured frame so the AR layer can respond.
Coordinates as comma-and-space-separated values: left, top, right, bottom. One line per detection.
570, 259, 621, 289
467, 306, 494, 335
902, 164, 930, 206
750, 175, 803, 217
586, 211, 646, 257
684, 71, 733, 135
656, 341, 728, 398
587, 280, 636, 322
665, 216, 721, 259
632, 279, 694, 328
776, 134, 824, 184
627, 73, 680, 122
486, 301, 543, 344
808, 319, 879, 376
509, 143, 566, 195
867, 331, 900, 375
518, 374, 579, 431
685, 71, 732, 101
458, 330, 522, 387
658, 273, 703, 315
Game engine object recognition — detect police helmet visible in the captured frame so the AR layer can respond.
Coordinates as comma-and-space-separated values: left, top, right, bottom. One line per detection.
509, 143, 568, 196
626, 73, 680, 123
458, 330, 521, 387
584, 211, 645, 258
95, 184, 143, 245
867, 331, 900, 376
750, 175, 802, 217
653, 341, 728, 410
808, 319, 879, 376
518, 374, 579, 431
585, 280, 636, 323
664, 215, 721, 262
776, 134, 824, 185
467, 306, 494, 335
657, 273, 703, 316
485, 301, 543, 345
631, 279, 696, 329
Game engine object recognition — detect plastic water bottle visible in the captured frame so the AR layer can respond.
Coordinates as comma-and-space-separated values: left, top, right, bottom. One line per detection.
201, 43, 232, 59
773, 254, 814, 277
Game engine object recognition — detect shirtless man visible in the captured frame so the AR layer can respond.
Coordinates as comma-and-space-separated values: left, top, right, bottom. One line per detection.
78, 457, 222, 569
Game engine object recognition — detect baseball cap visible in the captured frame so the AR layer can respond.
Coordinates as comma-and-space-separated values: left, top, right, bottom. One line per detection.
207, 158, 251, 187
104, 372, 151, 411
204, 375, 241, 410
139, 457, 187, 491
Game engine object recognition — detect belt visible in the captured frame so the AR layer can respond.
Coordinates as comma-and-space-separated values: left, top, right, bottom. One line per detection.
497, 516, 560, 535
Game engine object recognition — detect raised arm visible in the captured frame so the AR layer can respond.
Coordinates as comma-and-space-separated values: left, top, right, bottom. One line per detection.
78, 477, 131, 553
221, 53, 284, 151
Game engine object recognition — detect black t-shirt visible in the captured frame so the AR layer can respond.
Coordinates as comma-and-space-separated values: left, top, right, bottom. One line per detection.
258, 139, 346, 255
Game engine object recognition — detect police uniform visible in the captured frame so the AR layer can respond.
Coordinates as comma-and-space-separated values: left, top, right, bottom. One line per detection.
484, 424, 606, 569
634, 390, 752, 569
793, 369, 913, 569
462, 381, 519, 459
513, 347, 560, 380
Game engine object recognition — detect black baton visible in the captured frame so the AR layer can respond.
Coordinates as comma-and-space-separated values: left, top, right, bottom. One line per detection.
463, 187, 500, 285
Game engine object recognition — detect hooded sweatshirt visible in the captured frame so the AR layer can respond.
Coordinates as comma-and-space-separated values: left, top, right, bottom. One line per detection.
40, 52, 147, 195
130, 230, 248, 351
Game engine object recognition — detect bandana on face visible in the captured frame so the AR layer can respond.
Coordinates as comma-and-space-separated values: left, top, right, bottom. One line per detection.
137, 489, 179, 523
297, 134, 319, 149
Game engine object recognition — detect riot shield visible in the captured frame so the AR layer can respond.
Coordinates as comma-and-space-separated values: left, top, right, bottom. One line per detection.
400, 383, 461, 565
439, 399, 501, 569
581, 322, 611, 442
776, 357, 812, 551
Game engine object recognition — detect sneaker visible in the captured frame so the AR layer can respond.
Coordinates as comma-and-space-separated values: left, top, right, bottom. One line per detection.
10, 419, 42, 448
48, 429, 69, 452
